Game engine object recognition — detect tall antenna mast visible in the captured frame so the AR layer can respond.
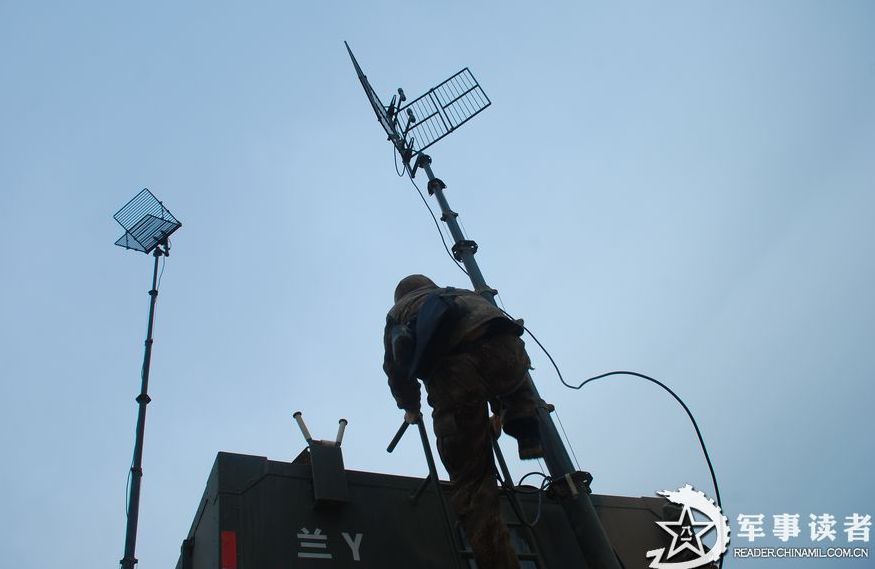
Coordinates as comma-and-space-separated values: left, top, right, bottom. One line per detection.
113, 189, 182, 569
345, 43, 622, 569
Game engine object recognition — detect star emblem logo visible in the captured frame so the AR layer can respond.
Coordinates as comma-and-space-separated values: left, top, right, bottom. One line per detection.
656, 504, 716, 559
647, 485, 729, 568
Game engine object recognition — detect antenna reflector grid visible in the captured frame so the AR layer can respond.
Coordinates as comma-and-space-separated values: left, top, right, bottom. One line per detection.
400, 68, 491, 154
113, 188, 181, 253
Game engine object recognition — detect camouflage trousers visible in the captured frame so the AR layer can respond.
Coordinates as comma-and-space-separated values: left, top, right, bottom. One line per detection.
425, 332, 538, 569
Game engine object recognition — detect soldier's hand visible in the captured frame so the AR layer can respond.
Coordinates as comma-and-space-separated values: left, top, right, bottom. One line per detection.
404, 409, 421, 424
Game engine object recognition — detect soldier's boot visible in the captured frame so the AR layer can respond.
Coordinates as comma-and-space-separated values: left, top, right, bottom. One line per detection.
517, 437, 544, 460
503, 416, 543, 460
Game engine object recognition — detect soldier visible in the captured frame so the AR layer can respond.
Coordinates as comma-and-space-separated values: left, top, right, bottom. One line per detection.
383, 274, 543, 569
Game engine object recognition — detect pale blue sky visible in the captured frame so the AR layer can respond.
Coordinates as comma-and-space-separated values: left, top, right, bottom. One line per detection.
1, 2, 873, 568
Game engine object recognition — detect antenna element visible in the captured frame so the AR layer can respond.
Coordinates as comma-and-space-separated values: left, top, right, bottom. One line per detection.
114, 188, 181, 254
345, 42, 490, 166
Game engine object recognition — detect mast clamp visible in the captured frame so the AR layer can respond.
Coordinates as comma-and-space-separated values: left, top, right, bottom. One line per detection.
451, 240, 478, 261
546, 471, 593, 501
427, 178, 446, 196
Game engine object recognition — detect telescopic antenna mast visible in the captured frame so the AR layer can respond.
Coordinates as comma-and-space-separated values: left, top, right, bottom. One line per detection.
345, 43, 622, 569
114, 189, 182, 569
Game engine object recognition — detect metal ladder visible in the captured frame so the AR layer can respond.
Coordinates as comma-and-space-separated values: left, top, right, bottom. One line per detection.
387, 418, 548, 569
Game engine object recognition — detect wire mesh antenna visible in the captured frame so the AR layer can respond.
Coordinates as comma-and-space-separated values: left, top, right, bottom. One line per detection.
114, 189, 182, 253
399, 68, 490, 155
345, 42, 490, 164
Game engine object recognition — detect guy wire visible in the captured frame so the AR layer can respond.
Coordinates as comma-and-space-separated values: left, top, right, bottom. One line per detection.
554, 407, 582, 471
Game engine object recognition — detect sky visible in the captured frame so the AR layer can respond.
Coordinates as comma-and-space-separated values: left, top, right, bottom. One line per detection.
1, 1, 873, 568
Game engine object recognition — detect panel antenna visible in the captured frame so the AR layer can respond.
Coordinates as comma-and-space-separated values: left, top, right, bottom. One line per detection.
345, 42, 490, 170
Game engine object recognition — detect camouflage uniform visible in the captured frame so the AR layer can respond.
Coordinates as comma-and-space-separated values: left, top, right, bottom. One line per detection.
383, 275, 540, 569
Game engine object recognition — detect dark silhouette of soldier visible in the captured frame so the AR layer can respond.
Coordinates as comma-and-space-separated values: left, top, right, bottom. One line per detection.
383, 274, 542, 569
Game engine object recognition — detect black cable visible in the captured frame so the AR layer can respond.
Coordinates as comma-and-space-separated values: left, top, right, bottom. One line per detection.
156, 253, 166, 290
513, 471, 631, 568
497, 470, 551, 528
517, 470, 551, 490
390, 148, 468, 276
393, 146, 405, 177
566, 369, 721, 507
568, 370, 722, 508
402, 162, 469, 277
499, 309, 722, 510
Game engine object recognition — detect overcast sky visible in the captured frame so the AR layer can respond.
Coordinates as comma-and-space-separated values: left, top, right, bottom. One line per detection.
1, 1, 873, 568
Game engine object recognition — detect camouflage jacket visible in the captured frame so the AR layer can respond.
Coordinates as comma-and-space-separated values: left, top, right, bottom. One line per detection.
382, 286, 520, 411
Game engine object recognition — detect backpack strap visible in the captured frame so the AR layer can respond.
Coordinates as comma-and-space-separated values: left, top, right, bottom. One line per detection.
409, 291, 461, 379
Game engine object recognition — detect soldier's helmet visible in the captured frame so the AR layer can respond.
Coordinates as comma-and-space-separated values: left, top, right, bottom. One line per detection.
394, 274, 437, 303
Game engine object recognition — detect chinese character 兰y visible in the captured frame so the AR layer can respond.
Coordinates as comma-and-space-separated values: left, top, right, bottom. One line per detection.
297, 528, 332, 560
